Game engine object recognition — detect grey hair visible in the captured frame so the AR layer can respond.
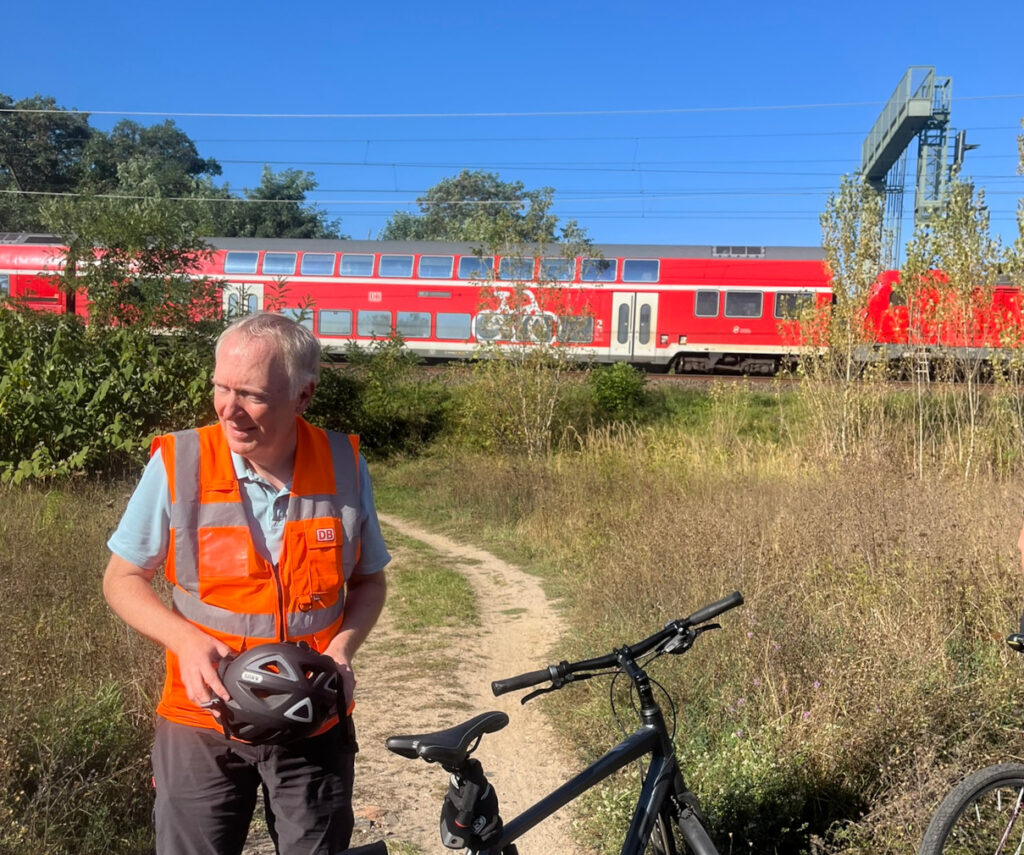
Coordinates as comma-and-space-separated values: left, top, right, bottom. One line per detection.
216, 312, 321, 397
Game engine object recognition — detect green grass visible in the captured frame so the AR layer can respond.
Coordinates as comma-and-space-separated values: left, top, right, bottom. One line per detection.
379, 528, 478, 630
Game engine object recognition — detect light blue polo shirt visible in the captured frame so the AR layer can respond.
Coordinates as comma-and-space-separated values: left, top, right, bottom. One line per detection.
108, 446, 391, 576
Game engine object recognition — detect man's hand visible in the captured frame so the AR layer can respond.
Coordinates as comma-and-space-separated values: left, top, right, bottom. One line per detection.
324, 649, 357, 714
173, 629, 233, 707
103, 553, 234, 709
323, 570, 386, 715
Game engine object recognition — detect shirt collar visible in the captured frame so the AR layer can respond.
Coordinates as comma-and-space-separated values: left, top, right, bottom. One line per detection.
229, 451, 292, 493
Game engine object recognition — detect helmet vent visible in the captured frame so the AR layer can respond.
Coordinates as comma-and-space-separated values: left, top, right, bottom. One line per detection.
285, 698, 315, 723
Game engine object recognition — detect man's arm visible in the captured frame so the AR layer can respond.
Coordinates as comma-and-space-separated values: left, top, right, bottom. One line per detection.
103, 553, 231, 705
323, 570, 387, 708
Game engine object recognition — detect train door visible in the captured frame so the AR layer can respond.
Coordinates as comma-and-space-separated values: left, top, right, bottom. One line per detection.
222, 282, 264, 318
610, 292, 658, 360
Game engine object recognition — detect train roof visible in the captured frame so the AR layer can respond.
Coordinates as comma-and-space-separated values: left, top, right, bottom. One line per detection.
204, 237, 826, 261
0, 232, 825, 261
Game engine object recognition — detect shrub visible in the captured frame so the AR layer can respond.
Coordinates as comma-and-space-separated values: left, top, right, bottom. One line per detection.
0, 309, 215, 482
587, 362, 648, 421
306, 337, 450, 457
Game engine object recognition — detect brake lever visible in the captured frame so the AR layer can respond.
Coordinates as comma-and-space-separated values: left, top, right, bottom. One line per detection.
665, 623, 719, 655
519, 671, 606, 704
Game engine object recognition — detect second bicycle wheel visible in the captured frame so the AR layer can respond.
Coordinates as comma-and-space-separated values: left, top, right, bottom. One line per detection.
919, 763, 1024, 855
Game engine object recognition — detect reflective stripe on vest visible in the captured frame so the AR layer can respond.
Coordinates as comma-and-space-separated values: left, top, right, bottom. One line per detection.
165, 422, 360, 641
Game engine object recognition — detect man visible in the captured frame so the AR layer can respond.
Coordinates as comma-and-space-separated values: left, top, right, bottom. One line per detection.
103, 312, 390, 855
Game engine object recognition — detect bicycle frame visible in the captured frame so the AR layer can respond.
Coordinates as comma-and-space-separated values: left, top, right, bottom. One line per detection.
478, 673, 717, 855
390, 594, 744, 855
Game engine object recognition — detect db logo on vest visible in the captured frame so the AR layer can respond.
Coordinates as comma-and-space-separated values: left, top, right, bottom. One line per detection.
315, 528, 336, 543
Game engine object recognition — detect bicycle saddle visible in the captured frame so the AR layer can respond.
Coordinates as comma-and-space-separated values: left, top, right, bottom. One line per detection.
386, 710, 509, 766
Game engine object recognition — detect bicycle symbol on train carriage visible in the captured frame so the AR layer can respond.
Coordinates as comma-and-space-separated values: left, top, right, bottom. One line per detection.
473, 288, 558, 344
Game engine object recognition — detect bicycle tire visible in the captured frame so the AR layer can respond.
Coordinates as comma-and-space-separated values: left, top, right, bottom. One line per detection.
648, 790, 716, 855
918, 762, 1024, 855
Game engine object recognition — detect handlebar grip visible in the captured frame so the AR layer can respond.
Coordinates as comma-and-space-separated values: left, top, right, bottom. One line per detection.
491, 667, 553, 696
685, 590, 744, 626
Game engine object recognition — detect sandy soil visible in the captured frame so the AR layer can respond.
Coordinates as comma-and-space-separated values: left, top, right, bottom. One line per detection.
243, 514, 591, 855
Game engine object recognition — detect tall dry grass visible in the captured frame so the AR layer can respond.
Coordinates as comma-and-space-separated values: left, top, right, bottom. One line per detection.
0, 482, 162, 855
375, 381, 1024, 854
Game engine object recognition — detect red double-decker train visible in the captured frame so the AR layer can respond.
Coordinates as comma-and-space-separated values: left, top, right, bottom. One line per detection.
2, 234, 1018, 373
0, 235, 836, 374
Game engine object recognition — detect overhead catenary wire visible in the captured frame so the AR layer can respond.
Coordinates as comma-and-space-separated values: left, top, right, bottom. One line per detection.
2, 92, 1023, 119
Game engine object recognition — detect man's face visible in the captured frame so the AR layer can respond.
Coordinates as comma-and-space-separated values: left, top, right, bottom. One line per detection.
212, 332, 313, 471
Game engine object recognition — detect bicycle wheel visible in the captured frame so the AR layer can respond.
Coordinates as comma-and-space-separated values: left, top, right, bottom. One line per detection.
648, 790, 716, 855
919, 763, 1024, 855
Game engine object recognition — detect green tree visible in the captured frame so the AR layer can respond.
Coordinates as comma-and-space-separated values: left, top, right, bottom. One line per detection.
80, 119, 221, 198
214, 165, 345, 239
901, 176, 1004, 477
381, 169, 582, 248
39, 193, 220, 329
797, 174, 886, 459
0, 93, 94, 231
0, 92, 344, 239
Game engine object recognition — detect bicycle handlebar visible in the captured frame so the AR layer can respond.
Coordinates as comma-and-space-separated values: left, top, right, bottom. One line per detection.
491, 590, 744, 697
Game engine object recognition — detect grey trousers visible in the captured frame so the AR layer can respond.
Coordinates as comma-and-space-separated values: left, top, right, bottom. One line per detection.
151, 717, 356, 855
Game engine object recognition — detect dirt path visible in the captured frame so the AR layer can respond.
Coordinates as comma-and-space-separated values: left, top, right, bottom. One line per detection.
244, 514, 590, 855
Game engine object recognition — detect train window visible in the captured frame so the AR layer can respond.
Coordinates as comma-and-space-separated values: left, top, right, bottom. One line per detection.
263, 253, 297, 275
318, 310, 353, 336
228, 292, 260, 316
458, 256, 494, 280
623, 259, 659, 283
498, 257, 534, 281
396, 311, 432, 339
342, 254, 376, 276
695, 290, 719, 318
724, 291, 763, 318
774, 291, 814, 319
516, 314, 554, 343
616, 303, 630, 344
277, 308, 313, 330
436, 312, 471, 340
224, 252, 259, 274
418, 256, 454, 279
357, 310, 392, 337
0, 274, 8, 297
301, 253, 336, 276
582, 258, 617, 282
377, 255, 412, 277
540, 258, 576, 282
558, 314, 594, 344
475, 312, 512, 341
638, 304, 651, 344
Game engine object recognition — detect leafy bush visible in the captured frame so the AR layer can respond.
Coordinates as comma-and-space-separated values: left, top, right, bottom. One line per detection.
0, 309, 215, 482
306, 337, 450, 457
587, 362, 648, 421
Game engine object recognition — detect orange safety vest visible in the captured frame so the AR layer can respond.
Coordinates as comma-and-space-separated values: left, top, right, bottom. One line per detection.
152, 417, 361, 731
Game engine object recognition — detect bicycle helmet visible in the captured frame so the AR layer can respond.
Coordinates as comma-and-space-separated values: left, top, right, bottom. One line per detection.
214, 641, 340, 745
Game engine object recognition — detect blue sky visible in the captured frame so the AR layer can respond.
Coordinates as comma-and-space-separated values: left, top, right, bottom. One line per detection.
4, 0, 1024, 250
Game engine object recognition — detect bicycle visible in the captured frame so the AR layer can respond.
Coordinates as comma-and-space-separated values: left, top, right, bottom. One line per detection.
916, 631, 1024, 855
384, 590, 744, 855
